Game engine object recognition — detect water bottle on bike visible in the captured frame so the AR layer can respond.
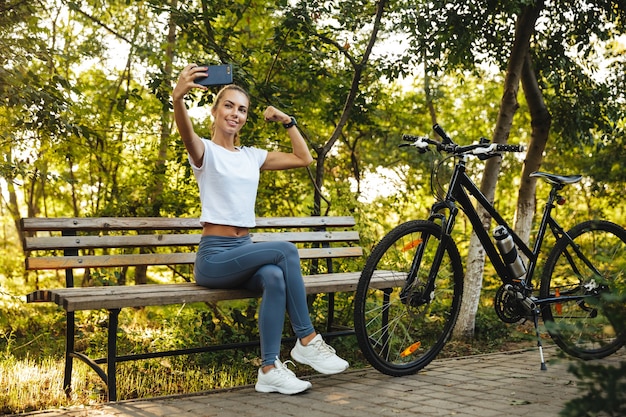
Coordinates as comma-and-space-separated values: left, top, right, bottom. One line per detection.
493, 225, 526, 282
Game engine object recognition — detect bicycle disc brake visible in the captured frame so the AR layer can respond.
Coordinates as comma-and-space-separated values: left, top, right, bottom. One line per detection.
401, 281, 432, 307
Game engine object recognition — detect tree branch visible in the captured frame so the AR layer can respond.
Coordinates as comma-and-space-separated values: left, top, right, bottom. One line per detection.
69, 3, 133, 45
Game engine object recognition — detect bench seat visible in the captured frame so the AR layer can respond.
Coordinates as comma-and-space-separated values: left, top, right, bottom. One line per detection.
26, 271, 405, 312
27, 272, 362, 311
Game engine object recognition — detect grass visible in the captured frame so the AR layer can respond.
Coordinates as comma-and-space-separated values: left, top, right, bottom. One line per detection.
1, 336, 535, 415
0, 255, 277, 413
1, 264, 536, 415
0, 315, 535, 415
0, 341, 126, 414
0, 275, 363, 414
0, 350, 262, 414
0, 310, 268, 414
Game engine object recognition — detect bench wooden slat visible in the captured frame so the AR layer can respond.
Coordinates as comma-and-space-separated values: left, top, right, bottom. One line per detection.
23, 231, 361, 251
26, 272, 403, 311
21, 217, 200, 232
25, 247, 363, 270
24, 234, 199, 250
256, 216, 356, 228
20, 216, 356, 232
26, 252, 196, 270
62, 287, 257, 310
252, 231, 359, 243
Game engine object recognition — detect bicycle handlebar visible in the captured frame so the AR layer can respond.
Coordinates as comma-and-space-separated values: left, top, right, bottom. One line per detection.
401, 126, 525, 157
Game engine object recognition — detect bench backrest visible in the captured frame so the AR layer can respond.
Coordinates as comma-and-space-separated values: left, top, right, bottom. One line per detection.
21, 216, 362, 286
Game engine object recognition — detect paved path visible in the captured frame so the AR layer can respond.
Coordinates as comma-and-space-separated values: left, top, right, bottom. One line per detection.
15, 346, 624, 417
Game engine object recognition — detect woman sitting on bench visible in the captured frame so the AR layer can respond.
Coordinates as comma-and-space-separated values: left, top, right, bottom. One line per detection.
172, 65, 349, 395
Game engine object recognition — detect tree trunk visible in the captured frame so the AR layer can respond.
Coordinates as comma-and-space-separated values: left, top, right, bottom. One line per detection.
514, 52, 551, 245
5, 148, 29, 284
452, 2, 543, 339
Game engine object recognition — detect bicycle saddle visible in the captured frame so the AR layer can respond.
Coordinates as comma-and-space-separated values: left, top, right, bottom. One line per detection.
530, 171, 583, 185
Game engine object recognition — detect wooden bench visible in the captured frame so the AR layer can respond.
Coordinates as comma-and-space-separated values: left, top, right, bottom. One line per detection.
22, 216, 363, 401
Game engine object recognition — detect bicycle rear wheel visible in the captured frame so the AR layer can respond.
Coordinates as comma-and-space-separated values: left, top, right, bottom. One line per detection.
540, 220, 626, 359
354, 220, 464, 376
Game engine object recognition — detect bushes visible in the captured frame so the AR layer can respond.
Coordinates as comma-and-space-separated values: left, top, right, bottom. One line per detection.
560, 290, 626, 417
560, 361, 626, 417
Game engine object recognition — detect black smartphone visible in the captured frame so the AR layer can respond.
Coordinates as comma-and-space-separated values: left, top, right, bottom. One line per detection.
195, 64, 233, 86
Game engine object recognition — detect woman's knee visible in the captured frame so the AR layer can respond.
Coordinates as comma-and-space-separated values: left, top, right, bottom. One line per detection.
257, 264, 286, 293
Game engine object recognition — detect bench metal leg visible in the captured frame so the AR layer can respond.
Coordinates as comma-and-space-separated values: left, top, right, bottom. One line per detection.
63, 311, 75, 398
107, 308, 121, 402
62, 243, 77, 398
63, 311, 111, 400
382, 289, 391, 358
327, 292, 335, 333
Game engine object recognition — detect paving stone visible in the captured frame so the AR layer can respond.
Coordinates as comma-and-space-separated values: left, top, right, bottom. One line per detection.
13, 346, 624, 417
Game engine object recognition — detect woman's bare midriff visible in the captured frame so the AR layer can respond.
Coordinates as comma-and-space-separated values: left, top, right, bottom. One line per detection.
202, 223, 250, 237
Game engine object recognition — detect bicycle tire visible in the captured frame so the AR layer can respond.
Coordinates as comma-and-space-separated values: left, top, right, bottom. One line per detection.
354, 220, 464, 376
540, 220, 626, 359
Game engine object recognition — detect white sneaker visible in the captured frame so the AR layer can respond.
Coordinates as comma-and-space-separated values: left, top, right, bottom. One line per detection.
290, 334, 349, 375
255, 358, 312, 395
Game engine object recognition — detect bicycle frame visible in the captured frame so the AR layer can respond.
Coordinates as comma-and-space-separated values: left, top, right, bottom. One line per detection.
427, 155, 567, 291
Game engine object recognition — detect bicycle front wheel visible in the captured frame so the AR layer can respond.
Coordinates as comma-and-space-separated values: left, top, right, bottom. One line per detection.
354, 220, 464, 376
540, 220, 626, 359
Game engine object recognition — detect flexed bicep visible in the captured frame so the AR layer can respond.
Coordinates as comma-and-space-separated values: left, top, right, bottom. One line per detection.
262, 106, 313, 170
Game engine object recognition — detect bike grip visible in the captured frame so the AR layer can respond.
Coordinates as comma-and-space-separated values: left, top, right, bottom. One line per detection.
402, 134, 427, 142
433, 124, 452, 144
496, 144, 526, 152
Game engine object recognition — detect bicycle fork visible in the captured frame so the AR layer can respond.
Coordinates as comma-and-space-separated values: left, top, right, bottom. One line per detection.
398, 232, 437, 306
399, 216, 451, 306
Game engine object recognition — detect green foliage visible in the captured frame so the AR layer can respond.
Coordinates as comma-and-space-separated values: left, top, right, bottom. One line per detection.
560, 289, 626, 417
2, 0, 624, 226
560, 361, 626, 417
0, 302, 66, 360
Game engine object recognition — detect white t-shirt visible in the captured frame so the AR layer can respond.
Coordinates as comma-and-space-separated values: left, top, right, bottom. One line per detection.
190, 139, 268, 228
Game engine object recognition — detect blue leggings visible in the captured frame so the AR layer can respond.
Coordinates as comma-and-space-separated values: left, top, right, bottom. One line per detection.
194, 235, 315, 366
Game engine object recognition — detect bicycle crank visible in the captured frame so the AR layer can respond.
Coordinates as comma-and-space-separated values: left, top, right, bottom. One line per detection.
494, 285, 525, 323
494, 284, 538, 322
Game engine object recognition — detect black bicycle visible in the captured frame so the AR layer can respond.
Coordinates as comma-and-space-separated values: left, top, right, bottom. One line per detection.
354, 124, 626, 376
